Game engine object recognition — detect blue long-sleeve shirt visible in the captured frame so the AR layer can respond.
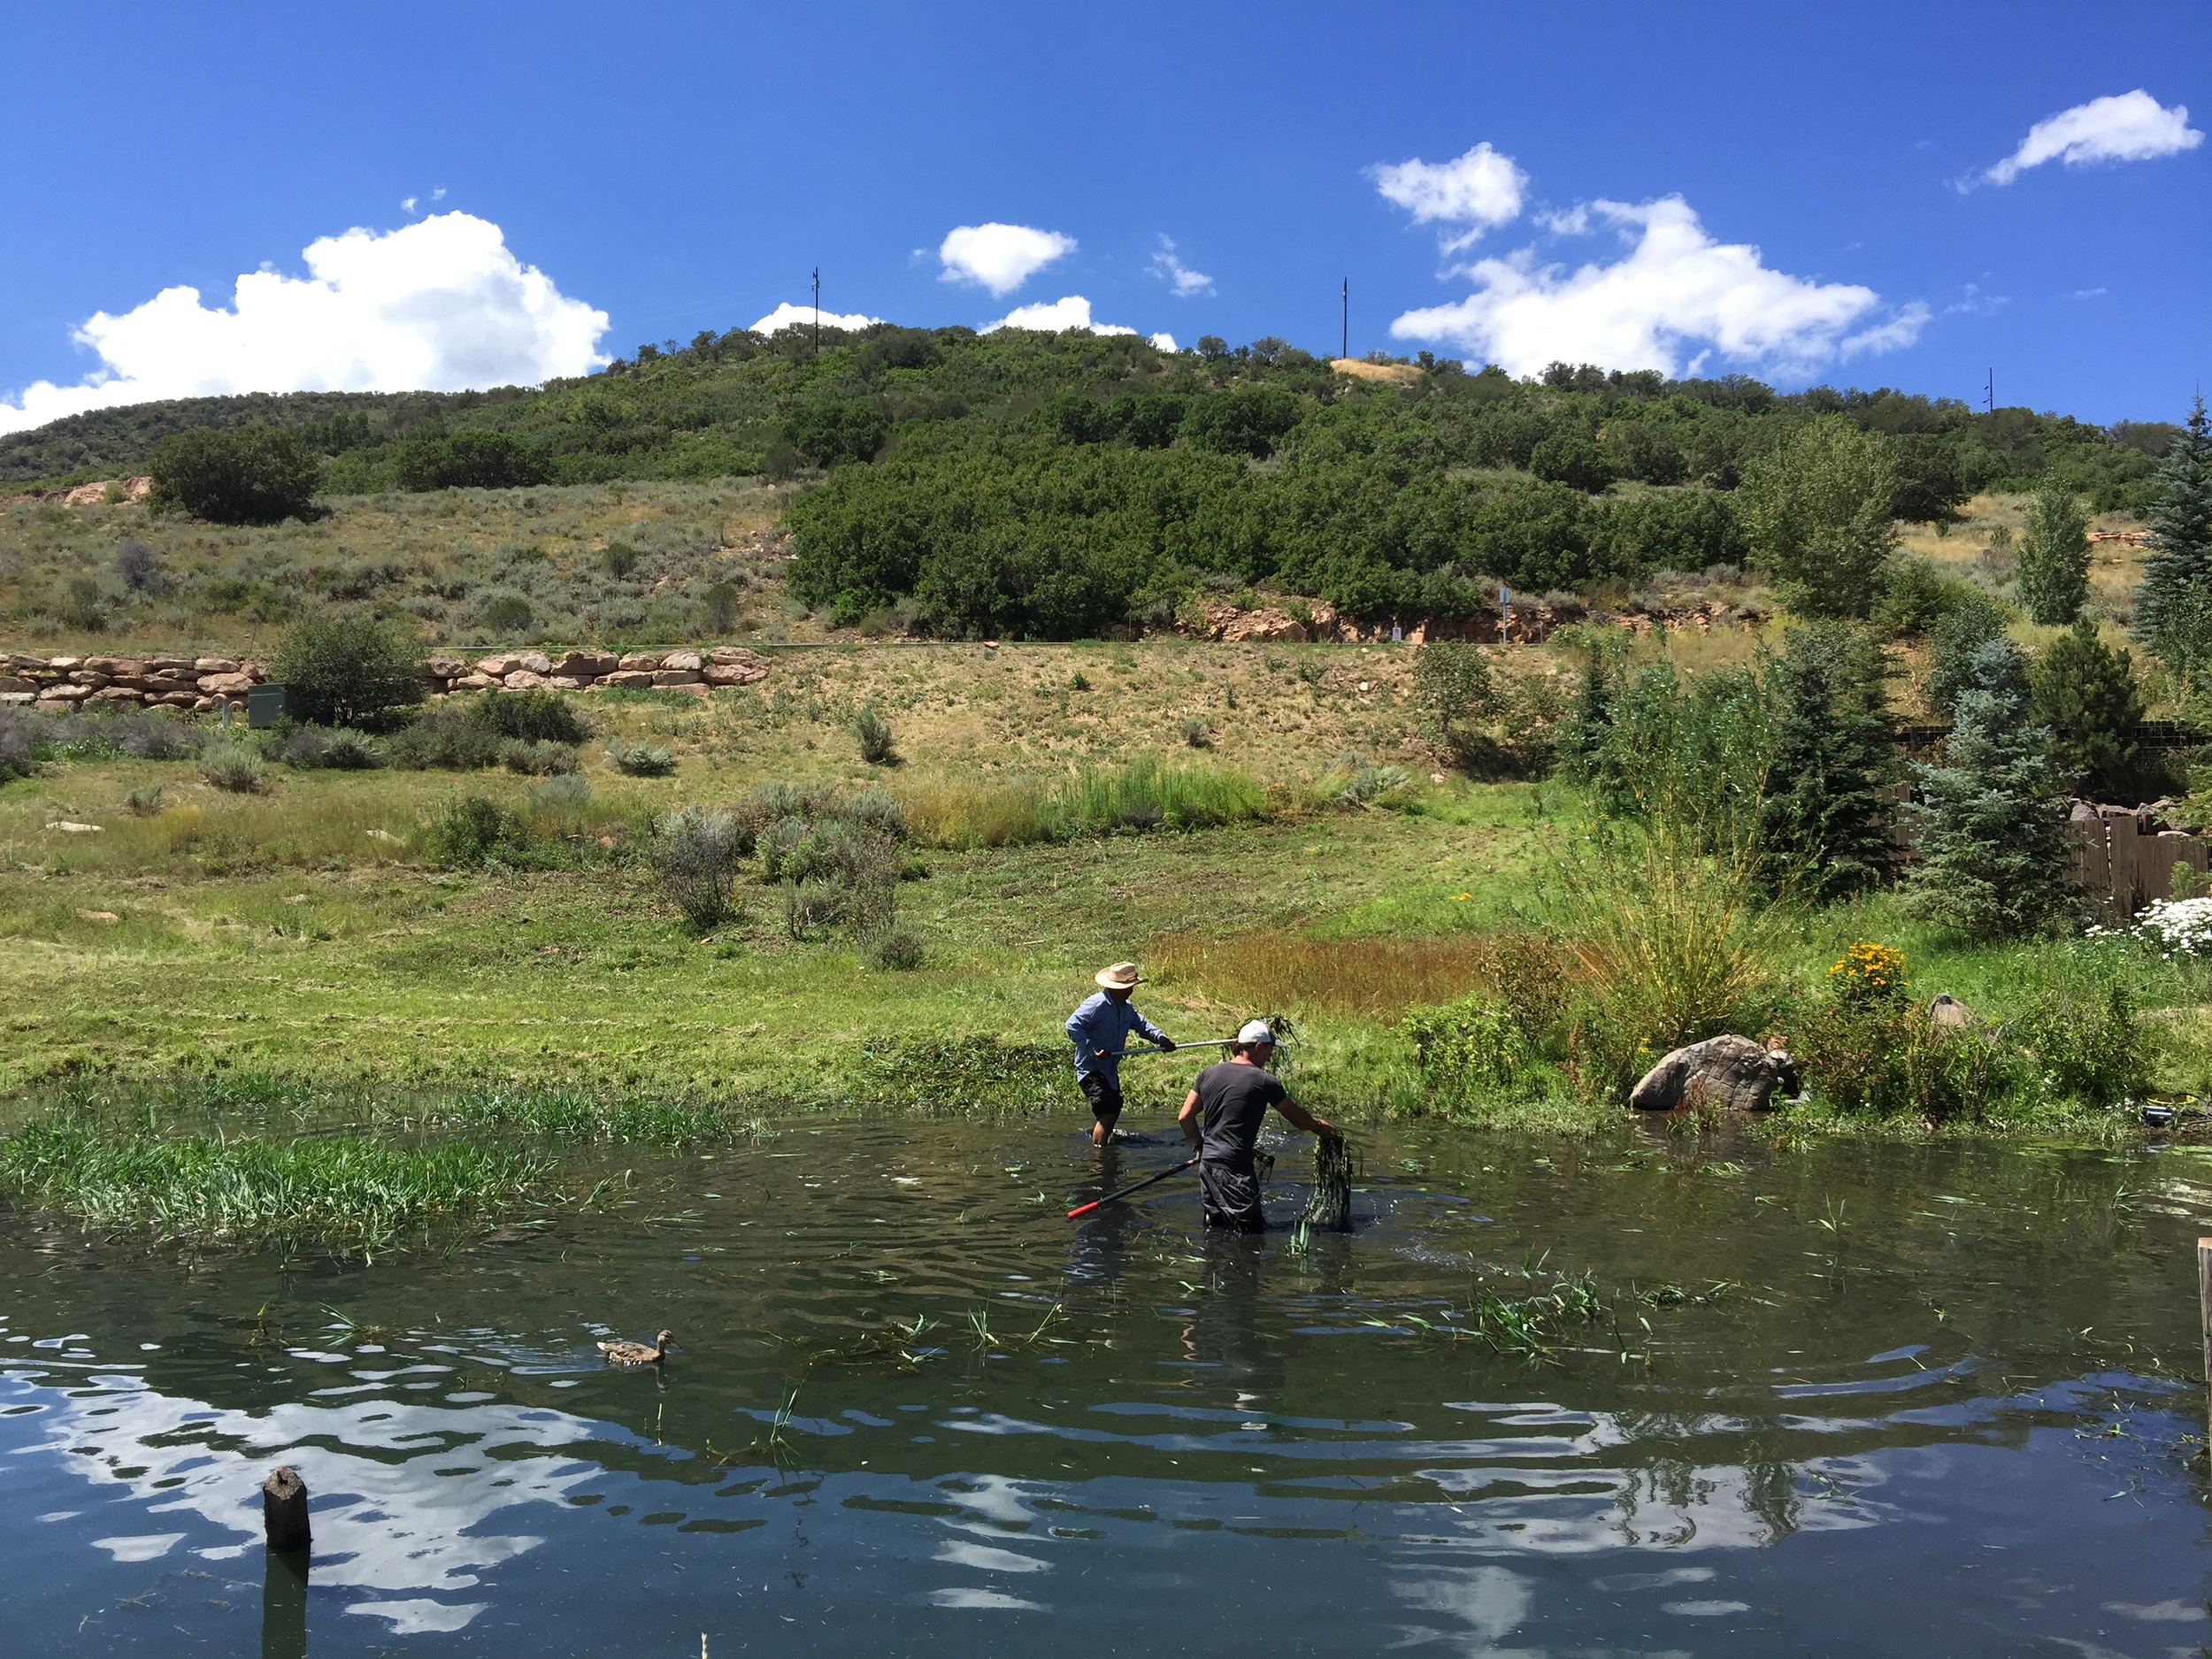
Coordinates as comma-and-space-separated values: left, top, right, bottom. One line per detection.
1066, 992, 1170, 1086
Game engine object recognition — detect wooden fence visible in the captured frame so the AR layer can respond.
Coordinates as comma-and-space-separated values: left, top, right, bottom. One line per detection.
2067, 806, 2208, 913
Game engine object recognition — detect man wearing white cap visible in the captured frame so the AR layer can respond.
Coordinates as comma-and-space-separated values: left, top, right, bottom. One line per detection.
1067, 962, 1177, 1148
1179, 1021, 1338, 1233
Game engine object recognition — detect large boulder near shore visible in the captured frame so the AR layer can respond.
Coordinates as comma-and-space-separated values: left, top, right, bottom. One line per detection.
1630, 1034, 1799, 1113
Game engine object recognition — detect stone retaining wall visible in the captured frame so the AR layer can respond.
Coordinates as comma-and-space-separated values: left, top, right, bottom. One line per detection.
0, 647, 774, 714
2, 653, 264, 713
422, 647, 771, 696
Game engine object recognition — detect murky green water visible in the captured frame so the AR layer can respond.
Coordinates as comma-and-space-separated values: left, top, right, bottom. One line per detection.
5, 1114, 2211, 1655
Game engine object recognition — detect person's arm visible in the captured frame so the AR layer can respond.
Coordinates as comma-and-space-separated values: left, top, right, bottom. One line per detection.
1178, 1088, 1203, 1150
1273, 1094, 1338, 1141
1130, 1005, 1174, 1051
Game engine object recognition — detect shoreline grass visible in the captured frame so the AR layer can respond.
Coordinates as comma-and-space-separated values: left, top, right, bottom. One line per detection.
0, 1118, 552, 1250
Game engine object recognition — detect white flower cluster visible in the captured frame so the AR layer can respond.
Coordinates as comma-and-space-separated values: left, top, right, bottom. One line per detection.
2101, 895, 2212, 958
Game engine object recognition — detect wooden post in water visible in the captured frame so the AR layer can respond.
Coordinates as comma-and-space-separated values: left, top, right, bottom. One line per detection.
262, 1464, 311, 1553
2199, 1239, 2212, 1441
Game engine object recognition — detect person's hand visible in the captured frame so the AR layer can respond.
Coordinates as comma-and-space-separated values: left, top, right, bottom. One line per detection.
1314, 1119, 1340, 1141
1156, 1037, 1176, 1052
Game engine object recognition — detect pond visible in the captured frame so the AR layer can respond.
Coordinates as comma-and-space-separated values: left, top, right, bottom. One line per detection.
4, 1113, 2210, 1655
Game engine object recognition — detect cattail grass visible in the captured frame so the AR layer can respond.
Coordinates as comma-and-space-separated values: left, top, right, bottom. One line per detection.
0, 1121, 551, 1248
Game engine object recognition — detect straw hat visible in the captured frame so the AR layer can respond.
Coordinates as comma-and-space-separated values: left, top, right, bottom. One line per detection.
1094, 962, 1142, 990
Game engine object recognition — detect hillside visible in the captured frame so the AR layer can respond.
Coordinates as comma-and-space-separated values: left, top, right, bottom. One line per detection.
0, 319, 2188, 642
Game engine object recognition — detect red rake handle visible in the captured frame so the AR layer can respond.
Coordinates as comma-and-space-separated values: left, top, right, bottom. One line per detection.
1066, 1157, 1197, 1219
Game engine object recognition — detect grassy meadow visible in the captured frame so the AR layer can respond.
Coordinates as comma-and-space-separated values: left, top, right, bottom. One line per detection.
0, 480, 2201, 1248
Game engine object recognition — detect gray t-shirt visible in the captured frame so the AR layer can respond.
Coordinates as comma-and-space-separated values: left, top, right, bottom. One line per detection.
1194, 1062, 1288, 1165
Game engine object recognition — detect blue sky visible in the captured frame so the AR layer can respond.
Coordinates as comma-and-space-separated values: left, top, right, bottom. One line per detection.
1, 1, 2205, 432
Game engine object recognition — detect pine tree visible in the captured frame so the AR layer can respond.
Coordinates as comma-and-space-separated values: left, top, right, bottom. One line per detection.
2015, 479, 2090, 626
1902, 638, 2072, 939
2029, 621, 2144, 797
1755, 621, 1901, 900
2133, 396, 2212, 647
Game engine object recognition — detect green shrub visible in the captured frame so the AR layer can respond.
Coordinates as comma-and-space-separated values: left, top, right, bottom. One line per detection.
150, 426, 319, 526
425, 796, 531, 867
1873, 559, 1984, 636
480, 595, 533, 634
652, 805, 748, 931
500, 738, 580, 776
782, 878, 845, 938
273, 726, 383, 770
272, 615, 425, 728
470, 687, 589, 745
2011, 977, 2147, 1109
607, 741, 676, 776
1781, 994, 2012, 1122
703, 581, 742, 633
387, 705, 503, 771
392, 429, 548, 492
199, 741, 266, 794
1411, 641, 1500, 768
1402, 996, 1545, 1100
850, 705, 895, 764
0, 709, 37, 780
784, 399, 889, 468
863, 924, 926, 971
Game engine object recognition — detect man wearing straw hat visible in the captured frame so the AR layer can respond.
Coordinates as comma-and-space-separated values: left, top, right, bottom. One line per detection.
1067, 962, 1177, 1148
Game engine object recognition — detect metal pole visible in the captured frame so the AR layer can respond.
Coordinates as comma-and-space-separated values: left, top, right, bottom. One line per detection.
1340, 279, 1348, 360
812, 268, 821, 357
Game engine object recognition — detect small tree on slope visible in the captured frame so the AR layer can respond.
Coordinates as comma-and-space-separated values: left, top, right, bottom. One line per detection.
1755, 620, 1901, 902
2134, 396, 2212, 650
2016, 479, 2091, 626
1902, 637, 2072, 939
2029, 621, 2144, 797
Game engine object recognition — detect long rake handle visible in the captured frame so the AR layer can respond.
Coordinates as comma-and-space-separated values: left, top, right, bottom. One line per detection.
1100, 1039, 1235, 1060
1066, 1157, 1197, 1219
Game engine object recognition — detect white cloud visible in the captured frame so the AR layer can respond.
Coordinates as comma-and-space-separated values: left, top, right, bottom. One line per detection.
1369, 142, 1527, 250
0, 212, 607, 435
1983, 89, 2202, 186
1149, 332, 1179, 352
938, 223, 1075, 296
749, 302, 884, 336
1148, 238, 1213, 297
983, 295, 1136, 336
1388, 196, 1923, 380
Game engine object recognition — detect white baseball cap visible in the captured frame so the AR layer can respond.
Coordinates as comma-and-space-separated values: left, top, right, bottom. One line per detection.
1237, 1019, 1276, 1046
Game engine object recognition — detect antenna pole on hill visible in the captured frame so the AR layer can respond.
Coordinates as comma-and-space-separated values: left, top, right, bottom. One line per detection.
812, 268, 822, 358
1340, 279, 1348, 360
1985, 367, 1993, 415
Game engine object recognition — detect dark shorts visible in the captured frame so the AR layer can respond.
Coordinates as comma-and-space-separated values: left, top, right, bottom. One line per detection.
1200, 1156, 1266, 1232
1079, 1072, 1124, 1121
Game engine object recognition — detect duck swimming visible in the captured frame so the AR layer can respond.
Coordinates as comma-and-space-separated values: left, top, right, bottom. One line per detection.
597, 1329, 675, 1366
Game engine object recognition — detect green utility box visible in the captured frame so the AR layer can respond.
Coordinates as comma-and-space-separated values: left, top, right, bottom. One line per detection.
246, 684, 294, 728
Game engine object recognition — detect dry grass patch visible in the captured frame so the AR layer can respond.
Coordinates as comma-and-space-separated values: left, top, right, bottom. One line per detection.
1148, 930, 1496, 1018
